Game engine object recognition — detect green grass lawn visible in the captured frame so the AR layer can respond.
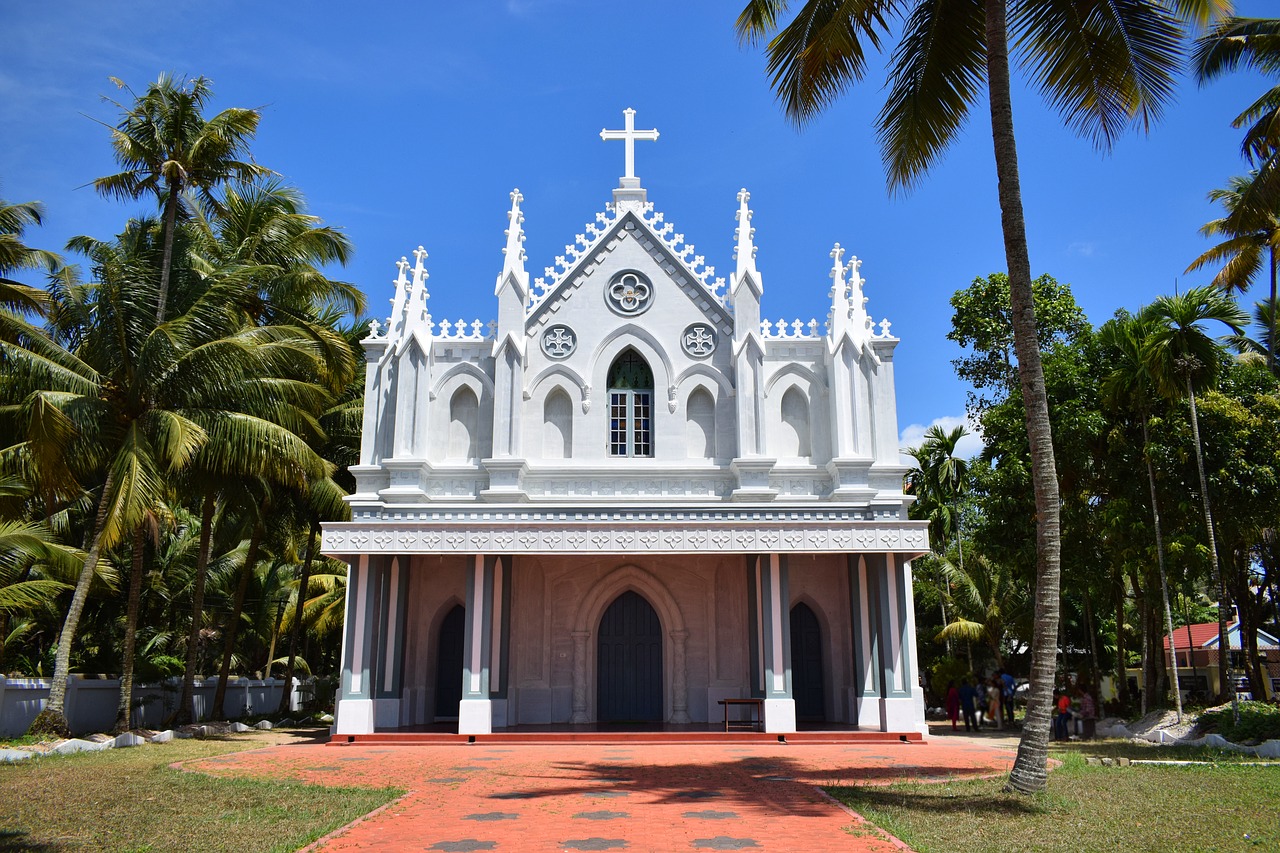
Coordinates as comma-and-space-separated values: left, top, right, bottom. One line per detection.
0, 729, 401, 852
830, 742, 1280, 853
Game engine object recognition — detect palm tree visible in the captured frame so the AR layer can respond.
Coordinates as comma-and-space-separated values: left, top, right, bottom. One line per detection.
1194, 17, 1280, 253
735, 0, 1219, 793
1099, 315, 1183, 721
93, 74, 269, 324
1226, 296, 1280, 369
1187, 172, 1280, 370
1, 194, 59, 312
1143, 285, 1248, 704
935, 554, 1025, 670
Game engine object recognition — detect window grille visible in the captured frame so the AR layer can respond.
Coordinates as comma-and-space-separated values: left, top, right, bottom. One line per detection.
607, 349, 654, 457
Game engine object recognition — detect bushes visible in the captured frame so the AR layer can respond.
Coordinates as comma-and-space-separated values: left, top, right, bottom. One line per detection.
1199, 701, 1280, 742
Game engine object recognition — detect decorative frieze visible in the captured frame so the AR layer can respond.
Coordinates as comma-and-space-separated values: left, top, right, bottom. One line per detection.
321, 514, 929, 556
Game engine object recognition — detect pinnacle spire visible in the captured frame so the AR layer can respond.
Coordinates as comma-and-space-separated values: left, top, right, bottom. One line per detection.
827, 242, 848, 339
501, 188, 528, 279
732, 188, 758, 279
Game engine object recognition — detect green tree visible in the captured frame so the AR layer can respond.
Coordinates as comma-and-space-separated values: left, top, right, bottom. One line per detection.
94, 75, 269, 324
735, 0, 1218, 789
1099, 314, 1183, 720
1143, 285, 1248, 702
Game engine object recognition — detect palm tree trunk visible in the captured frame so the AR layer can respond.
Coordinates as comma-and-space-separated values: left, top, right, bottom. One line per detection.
176, 492, 216, 725
1142, 415, 1182, 719
30, 470, 116, 736
985, 0, 1062, 795
264, 595, 286, 679
1269, 245, 1276, 371
156, 180, 180, 324
277, 518, 319, 717
1116, 580, 1131, 711
1185, 378, 1233, 711
113, 525, 147, 733
212, 518, 264, 716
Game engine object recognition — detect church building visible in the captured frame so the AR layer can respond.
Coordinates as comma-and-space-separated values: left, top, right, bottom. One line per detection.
323, 110, 929, 737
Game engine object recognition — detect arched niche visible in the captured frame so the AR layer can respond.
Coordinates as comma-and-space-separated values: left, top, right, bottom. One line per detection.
779, 386, 812, 458
448, 386, 480, 460
686, 386, 715, 459
543, 387, 574, 459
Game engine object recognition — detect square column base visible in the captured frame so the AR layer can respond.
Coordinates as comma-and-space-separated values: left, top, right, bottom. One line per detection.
458, 698, 493, 734
855, 693, 882, 730
374, 698, 402, 729
763, 698, 796, 734
879, 694, 928, 736
333, 698, 375, 735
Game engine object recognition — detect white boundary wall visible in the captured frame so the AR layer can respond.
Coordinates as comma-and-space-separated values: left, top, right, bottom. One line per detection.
0, 676, 308, 737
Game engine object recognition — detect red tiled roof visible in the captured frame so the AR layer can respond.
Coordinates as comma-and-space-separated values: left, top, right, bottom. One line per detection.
1163, 621, 1233, 650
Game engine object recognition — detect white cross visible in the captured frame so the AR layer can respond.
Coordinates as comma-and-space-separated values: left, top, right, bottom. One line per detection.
600, 108, 659, 180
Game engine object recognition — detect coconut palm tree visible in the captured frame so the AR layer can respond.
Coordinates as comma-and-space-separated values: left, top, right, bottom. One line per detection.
93, 74, 270, 324
735, 0, 1222, 793
11, 218, 330, 735
1099, 315, 1183, 721
1187, 172, 1280, 370
1226, 296, 1280, 369
1143, 285, 1248, 704
935, 554, 1025, 669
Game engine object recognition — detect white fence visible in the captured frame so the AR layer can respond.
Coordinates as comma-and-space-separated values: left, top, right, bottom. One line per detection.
0, 676, 309, 737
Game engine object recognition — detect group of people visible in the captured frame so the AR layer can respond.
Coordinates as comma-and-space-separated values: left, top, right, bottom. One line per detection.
944, 670, 1016, 732
1054, 685, 1097, 740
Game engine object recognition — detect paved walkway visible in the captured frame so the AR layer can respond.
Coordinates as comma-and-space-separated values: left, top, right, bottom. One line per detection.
188, 737, 1016, 852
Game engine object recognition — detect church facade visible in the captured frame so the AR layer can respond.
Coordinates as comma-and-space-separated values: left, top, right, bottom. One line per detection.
324, 110, 929, 736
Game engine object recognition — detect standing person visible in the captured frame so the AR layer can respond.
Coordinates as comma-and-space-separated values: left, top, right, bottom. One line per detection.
988, 675, 1004, 730
1054, 690, 1072, 740
1000, 669, 1017, 726
959, 677, 978, 732
946, 680, 961, 731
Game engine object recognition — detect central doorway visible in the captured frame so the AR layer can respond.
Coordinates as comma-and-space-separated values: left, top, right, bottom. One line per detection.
597, 590, 663, 722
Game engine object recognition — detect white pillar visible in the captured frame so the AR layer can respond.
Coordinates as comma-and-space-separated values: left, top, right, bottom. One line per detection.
458, 555, 497, 734
570, 630, 590, 724
756, 554, 796, 733
670, 629, 690, 724
334, 556, 378, 735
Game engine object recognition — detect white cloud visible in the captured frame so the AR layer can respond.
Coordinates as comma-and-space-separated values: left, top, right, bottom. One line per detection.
1067, 240, 1097, 257
898, 415, 984, 466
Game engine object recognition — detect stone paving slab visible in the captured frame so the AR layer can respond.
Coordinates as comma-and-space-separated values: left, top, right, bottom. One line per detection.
185, 738, 1016, 852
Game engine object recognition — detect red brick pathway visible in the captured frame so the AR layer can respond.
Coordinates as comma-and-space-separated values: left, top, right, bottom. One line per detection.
188, 738, 1016, 852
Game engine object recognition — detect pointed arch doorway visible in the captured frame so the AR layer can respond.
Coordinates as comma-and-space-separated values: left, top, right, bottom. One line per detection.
790, 602, 826, 722
434, 604, 465, 720
597, 591, 663, 722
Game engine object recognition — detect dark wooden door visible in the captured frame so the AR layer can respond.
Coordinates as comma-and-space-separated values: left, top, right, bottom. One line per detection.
597, 591, 663, 722
790, 602, 826, 722
434, 604, 465, 719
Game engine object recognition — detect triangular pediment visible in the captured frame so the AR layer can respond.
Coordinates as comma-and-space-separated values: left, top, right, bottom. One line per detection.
525, 204, 732, 336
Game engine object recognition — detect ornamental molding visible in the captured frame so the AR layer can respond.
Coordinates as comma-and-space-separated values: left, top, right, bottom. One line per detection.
321, 516, 928, 556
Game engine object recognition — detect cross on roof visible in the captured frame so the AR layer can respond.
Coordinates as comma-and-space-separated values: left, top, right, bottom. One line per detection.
600, 108, 659, 182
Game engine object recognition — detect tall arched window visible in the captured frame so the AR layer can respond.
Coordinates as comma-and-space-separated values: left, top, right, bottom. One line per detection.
607, 349, 653, 457
448, 386, 479, 460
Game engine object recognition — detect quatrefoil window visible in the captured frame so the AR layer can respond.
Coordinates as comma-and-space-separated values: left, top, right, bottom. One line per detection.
541, 325, 577, 359
607, 270, 652, 316
682, 323, 716, 358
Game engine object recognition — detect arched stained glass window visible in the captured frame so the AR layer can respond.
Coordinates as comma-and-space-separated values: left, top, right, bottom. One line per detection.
607, 349, 653, 457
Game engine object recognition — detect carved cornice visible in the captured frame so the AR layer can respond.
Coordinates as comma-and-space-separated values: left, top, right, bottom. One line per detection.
321, 513, 929, 557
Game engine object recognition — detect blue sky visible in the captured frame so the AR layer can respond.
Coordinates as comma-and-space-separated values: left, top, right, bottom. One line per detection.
2, 1, 1271, 459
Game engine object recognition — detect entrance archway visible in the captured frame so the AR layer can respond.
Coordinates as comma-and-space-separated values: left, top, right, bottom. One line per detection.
434, 604, 465, 720
597, 591, 663, 722
790, 602, 826, 722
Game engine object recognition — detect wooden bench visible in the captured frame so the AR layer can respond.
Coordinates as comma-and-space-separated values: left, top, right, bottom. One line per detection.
718, 698, 764, 732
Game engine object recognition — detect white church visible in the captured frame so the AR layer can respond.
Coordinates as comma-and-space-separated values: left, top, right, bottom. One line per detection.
323, 110, 929, 738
